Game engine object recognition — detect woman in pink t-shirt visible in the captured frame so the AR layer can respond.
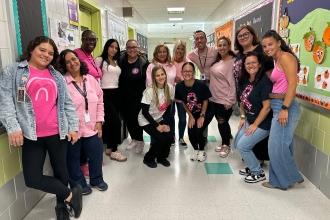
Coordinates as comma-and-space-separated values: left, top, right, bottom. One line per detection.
209, 36, 236, 158
59, 49, 108, 196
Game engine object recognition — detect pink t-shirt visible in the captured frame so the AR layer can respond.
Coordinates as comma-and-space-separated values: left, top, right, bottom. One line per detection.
187, 47, 218, 80
26, 66, 59, 137
270, 63, 288, 93
65, 74, 104, 138
146, 62, 176, 86
74, 48, 102, 80
209, 58, 236, 106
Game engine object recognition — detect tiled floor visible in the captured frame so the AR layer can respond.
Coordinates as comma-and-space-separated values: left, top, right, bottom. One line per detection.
24, 116, 330, 220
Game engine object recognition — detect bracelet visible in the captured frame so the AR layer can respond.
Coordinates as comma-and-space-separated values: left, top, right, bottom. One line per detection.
240, 114, 246, 119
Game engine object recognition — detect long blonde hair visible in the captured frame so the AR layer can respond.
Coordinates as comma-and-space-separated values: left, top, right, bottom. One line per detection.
151, 66, 171, 108
172, 40, 187, 62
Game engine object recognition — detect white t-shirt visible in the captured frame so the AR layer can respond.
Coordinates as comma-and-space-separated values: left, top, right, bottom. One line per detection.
138, 84, 175, 126
94, 57, 121, 89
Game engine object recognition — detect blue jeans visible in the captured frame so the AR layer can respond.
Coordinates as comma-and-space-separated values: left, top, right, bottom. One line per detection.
234, 122, 269, 175
67, 134, 104, 187
176, 102, 187, 139
268, 99, 303, 189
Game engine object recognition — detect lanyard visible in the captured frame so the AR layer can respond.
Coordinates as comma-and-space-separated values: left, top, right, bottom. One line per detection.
198, 48, 208, 71
72, 80, 88, 112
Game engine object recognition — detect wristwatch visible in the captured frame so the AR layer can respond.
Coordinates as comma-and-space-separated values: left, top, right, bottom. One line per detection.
281, 105, 289, 110
200, 113, 205, 118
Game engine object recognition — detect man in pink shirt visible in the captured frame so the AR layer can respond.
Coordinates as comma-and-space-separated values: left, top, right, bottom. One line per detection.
187, 30, 218, 83
74, 30, 102, 80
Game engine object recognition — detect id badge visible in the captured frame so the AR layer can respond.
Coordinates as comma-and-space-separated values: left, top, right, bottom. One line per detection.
84, 112, 91, 123
17, 87, 26, 103
201, 73, 206, 80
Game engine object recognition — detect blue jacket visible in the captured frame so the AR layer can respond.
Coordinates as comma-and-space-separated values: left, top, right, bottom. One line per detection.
0, 60, 79, 140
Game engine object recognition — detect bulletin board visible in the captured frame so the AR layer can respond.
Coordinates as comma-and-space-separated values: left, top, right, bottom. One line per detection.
279, 0, 330, 110
137, 33, 148, 53
207, 33, 215, 47
104, 11, 128, 51
234, 0, 273, 39
215, 20, 233, 42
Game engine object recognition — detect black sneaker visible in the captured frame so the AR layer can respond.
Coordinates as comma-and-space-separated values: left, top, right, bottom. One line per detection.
91, 181, 108, 192
82, 185, 92, 195
143, 159, 157, 168
65, 185, 83, 218
55, 204, 70, 220
157, 159, 170, 167
244, 171, 266, 183
239, 167, 251, 176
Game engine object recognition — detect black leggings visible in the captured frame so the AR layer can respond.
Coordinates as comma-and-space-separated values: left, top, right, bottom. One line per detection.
22, 135, 71, 203
210, 102, 233, 146
142, 122, 172, 162
103, 88, 122, 151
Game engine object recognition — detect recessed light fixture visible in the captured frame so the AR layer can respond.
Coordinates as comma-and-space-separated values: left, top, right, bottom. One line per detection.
169, 18, 183, 21
167, 7, 185, 12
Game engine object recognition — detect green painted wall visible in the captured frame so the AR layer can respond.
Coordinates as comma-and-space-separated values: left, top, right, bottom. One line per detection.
0, 134, 22, 187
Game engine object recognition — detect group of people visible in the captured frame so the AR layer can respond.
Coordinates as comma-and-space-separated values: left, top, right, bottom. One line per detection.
0, 25, 304, 220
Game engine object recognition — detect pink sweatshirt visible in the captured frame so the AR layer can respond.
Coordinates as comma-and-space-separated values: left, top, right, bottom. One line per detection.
173, 61, 185, 82
146, 62, 176, 86
187, 47, 218, 80
209, 58, 236, 106
26, 66, 59, 137
65, 74, 104, 138
74, 48, 102, 80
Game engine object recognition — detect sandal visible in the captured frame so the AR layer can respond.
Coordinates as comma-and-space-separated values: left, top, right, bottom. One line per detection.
110, 151, 127, 162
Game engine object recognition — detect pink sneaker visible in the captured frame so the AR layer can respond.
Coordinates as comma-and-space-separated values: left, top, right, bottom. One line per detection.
110, 151, 127, 162
135, 141, 144, 154
80, 164, 89, 177
127, 140, 138, 150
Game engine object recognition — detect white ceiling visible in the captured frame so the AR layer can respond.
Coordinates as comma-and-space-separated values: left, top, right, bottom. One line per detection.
125, 0, 226, 38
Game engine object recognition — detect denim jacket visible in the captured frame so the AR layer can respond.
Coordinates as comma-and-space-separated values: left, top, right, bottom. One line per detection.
0, 60, 79, 140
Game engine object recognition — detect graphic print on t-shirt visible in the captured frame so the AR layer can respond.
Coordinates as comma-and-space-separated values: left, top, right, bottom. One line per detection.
26, 70, 59, 137
132, 67, 140, 75
240, 84, 254, 114
186, 92, 201, 113
158, 102, 169, 111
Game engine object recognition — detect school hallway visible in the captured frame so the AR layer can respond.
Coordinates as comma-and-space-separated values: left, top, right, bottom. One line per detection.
24, 116, 330, 220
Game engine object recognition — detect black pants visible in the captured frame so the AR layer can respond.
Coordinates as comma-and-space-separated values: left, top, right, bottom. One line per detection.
211, 101, 233, 146
103, 88, 122, 151
121, 98, 143, 141
142, 122, 172, 162
22, 135, 71, 203
188, 109, 214, 151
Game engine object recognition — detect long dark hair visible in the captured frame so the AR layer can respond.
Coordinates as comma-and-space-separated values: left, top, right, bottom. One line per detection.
20, 36, 59, 66
57, 49, 89, 75
239, 51, 265, 92
213, 36, 236, 64
234, 25, 259, 54
262, 30, 300, 71
99, 39, 120, 68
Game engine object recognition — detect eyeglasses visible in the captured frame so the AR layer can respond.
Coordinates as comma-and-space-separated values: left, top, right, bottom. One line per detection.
126, 46, 138, 50
245, 61, 259, 66
237, 32, 250, 39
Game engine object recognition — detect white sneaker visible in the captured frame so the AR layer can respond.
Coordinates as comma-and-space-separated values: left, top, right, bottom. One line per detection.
197, 151, 206, 162
135, 141, 144, 154
127, 139, 138, 150
190, 150, 199, 161
215, 145, 222, 152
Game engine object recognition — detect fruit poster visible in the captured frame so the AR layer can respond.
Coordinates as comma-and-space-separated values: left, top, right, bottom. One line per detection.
290, 43, 300, 58
298, 65, 309, 86
280, 0, 330, 110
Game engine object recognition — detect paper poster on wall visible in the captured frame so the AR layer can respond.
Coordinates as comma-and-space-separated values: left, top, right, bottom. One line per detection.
105, 11, 128, 50
207, 33, 215, 47
137, 33, 148, 53
49, 18, 75, 51
280, 0, 330, 110
298, 65, 309, 86
67, 0, 79, 26
290, 43, 300, 58
215, 20, 233, 42
314, 67, 330, 91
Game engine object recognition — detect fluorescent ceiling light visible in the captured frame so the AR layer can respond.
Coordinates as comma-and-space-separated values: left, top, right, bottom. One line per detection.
169, 18, 183, 21
167, 7, 185, 12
